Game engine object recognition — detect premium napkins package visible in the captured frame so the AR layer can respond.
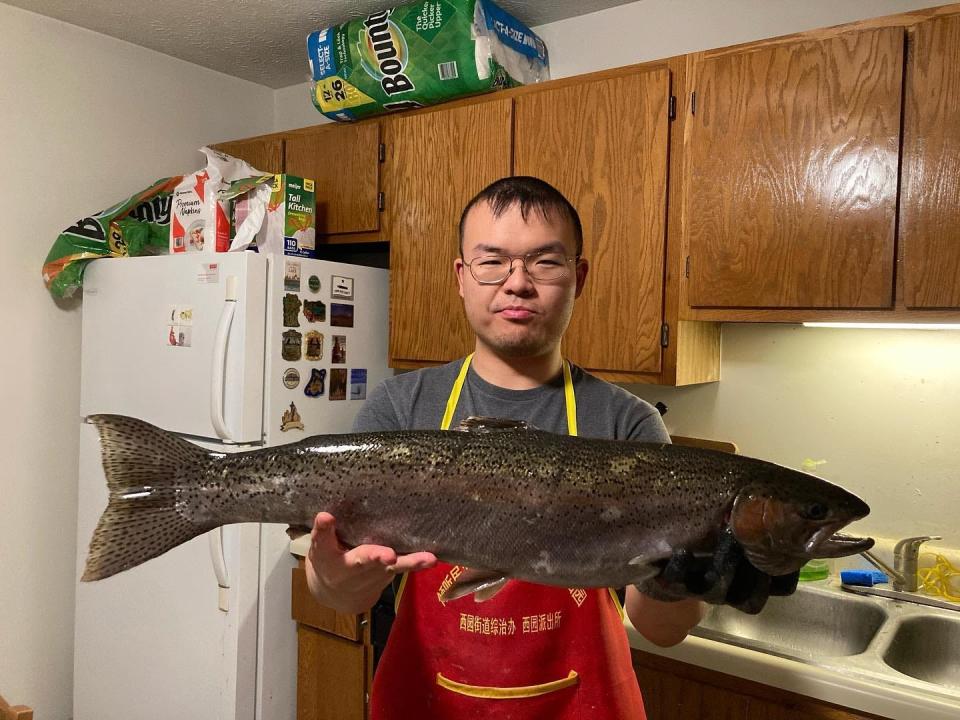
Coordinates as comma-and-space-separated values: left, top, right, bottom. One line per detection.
307, 0, 549, 122
171, 147, 267, 253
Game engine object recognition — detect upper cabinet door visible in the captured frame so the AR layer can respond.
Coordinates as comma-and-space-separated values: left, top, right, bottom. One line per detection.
901, 15, 960, 309
285, 123, 381, 235
212, 137, 284, 174
685, 27, 904, 309
515, 70, 671, 374
384, 100, 513, 365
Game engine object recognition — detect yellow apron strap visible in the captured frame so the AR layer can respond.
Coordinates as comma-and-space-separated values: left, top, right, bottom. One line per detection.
562, 359, 577, 437
607, 587, 626, 620
436, 670, 579, 699
440, 353, 474, 431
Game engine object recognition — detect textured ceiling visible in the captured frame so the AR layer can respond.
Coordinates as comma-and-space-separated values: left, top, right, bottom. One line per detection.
7, 0, 638, 88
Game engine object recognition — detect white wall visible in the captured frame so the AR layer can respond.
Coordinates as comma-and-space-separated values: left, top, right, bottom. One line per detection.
630, 325, 960, 543
0, 4, 273, 717
274, 81, 330, 132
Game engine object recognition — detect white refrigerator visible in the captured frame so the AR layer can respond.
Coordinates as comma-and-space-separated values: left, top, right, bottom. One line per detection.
75, 251, 391, 720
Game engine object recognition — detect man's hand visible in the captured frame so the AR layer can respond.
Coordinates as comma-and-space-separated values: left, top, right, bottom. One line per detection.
304, 512, 437, 615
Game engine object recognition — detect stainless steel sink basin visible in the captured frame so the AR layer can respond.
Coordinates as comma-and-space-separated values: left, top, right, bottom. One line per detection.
692, 585, 888, 658
883, 615, 960, 690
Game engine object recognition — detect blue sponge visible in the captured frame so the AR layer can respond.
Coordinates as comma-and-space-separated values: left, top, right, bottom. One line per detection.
841, 569, 889, 587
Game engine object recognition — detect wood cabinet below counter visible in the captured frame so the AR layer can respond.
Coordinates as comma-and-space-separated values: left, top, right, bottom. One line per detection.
633, 650, 890, 720
292, 560, 372, 720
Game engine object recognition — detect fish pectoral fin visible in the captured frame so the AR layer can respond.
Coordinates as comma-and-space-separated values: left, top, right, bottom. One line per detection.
628, 555, 663, 584
440, 568, 509, 603
452, 416, 534, 433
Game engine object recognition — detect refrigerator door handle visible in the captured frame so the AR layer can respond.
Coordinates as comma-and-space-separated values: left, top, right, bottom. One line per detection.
208, 528, 230, 612
211, 276, 239, 442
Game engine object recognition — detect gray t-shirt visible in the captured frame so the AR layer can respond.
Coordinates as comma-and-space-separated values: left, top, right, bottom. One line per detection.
353, 358, 670, 442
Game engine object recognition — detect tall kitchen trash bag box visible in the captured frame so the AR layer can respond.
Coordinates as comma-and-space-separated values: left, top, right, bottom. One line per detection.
307, 0, 549, 122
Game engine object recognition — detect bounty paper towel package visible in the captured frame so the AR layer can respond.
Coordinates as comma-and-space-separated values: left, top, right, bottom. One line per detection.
307, 0, 549, 122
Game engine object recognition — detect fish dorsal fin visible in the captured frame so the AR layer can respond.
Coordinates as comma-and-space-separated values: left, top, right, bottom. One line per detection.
440, 568, 509, 603
452, 416, 533, 433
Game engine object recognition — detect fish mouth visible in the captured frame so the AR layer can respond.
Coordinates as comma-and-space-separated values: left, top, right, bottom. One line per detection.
804, 526, 875, 558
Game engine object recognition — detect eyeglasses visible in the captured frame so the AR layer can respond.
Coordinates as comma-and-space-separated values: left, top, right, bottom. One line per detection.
463, 251, 580, 285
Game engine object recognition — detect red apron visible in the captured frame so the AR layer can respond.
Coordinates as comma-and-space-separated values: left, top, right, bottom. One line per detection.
370, 356, 647, 719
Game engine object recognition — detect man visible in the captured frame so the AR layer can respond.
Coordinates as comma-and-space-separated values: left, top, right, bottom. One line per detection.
305, 176, 704, 718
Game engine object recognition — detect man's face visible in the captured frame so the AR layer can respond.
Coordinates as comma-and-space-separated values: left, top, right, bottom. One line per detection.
455, 201, 587, 359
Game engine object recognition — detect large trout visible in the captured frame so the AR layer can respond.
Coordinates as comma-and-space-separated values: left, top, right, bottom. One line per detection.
82, 414, 873, 611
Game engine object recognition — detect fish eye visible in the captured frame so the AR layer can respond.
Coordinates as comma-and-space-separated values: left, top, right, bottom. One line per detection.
801, 502, 829, 521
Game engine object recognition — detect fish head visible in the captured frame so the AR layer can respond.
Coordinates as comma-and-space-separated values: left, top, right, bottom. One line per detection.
729, 467, 874, 576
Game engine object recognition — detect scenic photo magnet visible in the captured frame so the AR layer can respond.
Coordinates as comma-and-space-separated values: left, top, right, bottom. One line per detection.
330, 303, 354, 328
284, 260, 302, 292
329, 369, 347, 400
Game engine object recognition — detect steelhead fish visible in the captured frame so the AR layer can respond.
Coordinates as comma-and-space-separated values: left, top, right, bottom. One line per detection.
82, 414, 873, 611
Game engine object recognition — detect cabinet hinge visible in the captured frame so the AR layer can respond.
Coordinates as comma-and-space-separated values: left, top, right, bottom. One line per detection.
378, 142, 386, 163
661, 323, 670, 348
377, 192, 385, 212
690, 91, 697, 116
668, 95, 676, 120
685, 255, 691, 278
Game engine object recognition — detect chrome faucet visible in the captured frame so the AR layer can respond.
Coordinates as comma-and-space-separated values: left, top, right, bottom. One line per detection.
861, 535, 942, 592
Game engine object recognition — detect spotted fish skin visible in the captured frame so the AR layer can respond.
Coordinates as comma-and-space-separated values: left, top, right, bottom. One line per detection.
83, 414, 872, 599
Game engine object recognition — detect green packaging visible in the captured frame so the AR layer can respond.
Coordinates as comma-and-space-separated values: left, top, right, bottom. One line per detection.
306, 0, 549, 122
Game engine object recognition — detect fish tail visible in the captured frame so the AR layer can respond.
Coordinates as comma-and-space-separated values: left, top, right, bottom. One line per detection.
82, 414, 213, 581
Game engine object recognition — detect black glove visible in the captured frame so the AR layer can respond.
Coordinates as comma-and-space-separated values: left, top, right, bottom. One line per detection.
635, 527, 800, 614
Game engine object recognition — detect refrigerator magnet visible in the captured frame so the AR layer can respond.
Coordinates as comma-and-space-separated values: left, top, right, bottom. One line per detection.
283, 368, 301, 389
284, 261, 302, 292
281, 401, 305, 432
331, 335, 346, 364
329, 369, 347, 400
308, 275, 321, 293
283, 294, 302, 327
304, 331, 325, 361
350, 369, 367, 400
304, 368, 326, 397
330, 303, 354, 328
282, 330, 303, 361
331, 275, 354, 301
303, 299, 326, 323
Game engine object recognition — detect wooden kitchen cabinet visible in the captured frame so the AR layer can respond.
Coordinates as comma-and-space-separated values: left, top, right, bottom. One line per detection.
900, 13, 960, 309
212, 134, 285, 174
633, 650, 890, 720
683, 26, 904, 310
383, 99, 513, 366
292, 561, 373, 720
514, 69, 671, 376
285, 123, 383, 238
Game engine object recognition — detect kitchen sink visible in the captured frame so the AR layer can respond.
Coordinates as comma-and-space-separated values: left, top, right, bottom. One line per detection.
692, 584, 888, 658
883, 615, 960, 690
